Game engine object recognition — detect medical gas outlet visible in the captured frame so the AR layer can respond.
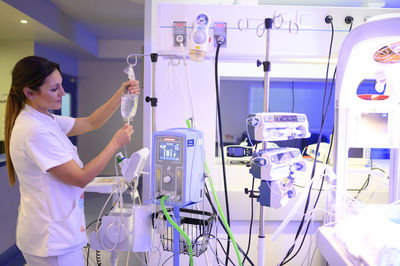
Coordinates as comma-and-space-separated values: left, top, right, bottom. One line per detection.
189, 13, 211, 62
173, 21, 187, 46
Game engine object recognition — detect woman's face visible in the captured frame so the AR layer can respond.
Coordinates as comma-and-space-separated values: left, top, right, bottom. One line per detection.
30, 69, 65, 113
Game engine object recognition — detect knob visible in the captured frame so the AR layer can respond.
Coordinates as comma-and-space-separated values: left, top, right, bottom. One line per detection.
163, 176, 172, 183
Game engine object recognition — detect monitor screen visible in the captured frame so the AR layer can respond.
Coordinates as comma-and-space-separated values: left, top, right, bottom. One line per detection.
360, 112, 388, 134
159, 141, 181, 162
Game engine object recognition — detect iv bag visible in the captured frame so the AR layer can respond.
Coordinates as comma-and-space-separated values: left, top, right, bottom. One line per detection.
121, 65, 138, 123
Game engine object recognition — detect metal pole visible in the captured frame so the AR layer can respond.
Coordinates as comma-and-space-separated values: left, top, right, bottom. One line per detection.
258, 17, 273, 266
150, 53, 158, 134
173, 207, 180, 266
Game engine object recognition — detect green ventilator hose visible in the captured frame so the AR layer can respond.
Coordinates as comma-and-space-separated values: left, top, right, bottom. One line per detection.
204, 163, 243, 266
185, 117, 241, 264
160, 195, 193, 266
185, 119, 191, 129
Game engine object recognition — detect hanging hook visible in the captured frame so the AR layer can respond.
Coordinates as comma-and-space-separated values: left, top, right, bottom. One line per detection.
170, 55, 181, 66
289, 20, 299, 34
126, 54, 138, 66
238, 18, 249, 31
273, 14, 283, 29
256, 22, 265, 37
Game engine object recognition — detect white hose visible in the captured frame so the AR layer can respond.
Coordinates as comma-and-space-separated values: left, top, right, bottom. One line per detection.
179, 42, 196, 128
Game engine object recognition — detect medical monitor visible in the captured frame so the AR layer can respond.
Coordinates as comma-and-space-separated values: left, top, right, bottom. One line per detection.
159, 141, 181, 162
349, 110, 397, 148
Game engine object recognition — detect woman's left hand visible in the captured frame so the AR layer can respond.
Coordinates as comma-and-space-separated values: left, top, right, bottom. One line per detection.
120, 80, 140, 95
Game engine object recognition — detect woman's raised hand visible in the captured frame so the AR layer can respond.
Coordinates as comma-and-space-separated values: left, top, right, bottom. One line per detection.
120, 80, 140, 96
112, 123, 134, 148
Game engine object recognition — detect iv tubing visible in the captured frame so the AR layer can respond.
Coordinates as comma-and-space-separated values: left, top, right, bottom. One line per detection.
160, 195, 194, 266
204, 163, 243, 266
179, 42, 196, 128
271, 178, 314, 241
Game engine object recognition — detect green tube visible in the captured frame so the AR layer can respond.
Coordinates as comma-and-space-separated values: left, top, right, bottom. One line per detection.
160, 195, 193, 266
185, 120, 241, 265
185, 119, 191, 129
204, 163, 243, 266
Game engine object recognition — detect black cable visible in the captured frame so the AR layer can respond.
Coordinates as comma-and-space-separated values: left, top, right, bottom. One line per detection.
354, 175, 371, 199
161, 254, 174, 266
279, 19, 336, 265
291, 81, 295, 113
281, 69, 336, 266
282, 30, 339, 264
283, 126, 335, 264
354, 158, 373, 199
86, 244, 90, 266
243, 177, 255, 265
214, 40, 232, 266
210, 234, 237, 266
321, 20, 335, 123
204, 184, 255, 266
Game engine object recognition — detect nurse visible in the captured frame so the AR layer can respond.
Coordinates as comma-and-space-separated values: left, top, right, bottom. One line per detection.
4, 56, 140, 265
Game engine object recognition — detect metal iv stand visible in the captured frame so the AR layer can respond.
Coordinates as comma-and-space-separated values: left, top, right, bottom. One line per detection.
145, 52, 183, 266
256, 17, 273, 266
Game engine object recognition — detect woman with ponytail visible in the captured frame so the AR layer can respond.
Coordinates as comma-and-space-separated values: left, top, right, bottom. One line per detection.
4, 56, 140, 265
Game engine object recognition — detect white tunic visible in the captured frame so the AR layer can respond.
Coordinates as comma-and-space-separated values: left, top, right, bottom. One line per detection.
10, 104, 87, 257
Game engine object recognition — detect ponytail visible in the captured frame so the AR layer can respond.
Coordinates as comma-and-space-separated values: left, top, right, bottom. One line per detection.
4, 91, 25, 186
4, 56, 59, 186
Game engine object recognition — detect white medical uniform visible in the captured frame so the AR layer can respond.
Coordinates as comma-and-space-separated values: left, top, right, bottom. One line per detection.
10, 104, 87, 259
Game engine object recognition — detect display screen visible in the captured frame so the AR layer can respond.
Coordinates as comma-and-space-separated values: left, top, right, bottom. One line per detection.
277, 151, 294, 161
274, 115, 298, 122
227, 147, 252, 157
159, 141, 181, 162
360, 113, 388, 134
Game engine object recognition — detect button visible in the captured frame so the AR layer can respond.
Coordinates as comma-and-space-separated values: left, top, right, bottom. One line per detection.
163, 176, 172, 183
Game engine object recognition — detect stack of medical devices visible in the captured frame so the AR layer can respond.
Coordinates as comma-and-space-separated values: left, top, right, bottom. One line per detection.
246, 112, 310, 208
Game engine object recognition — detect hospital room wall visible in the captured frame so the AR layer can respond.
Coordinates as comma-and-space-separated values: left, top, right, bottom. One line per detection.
0, 41, 34, 141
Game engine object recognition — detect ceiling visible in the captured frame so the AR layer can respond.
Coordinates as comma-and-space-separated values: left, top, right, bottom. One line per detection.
0, 0, 399, 59
0, 0, 145, 59
48, 0, 145, 40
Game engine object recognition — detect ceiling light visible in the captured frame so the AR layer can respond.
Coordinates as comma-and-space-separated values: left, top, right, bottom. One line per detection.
20, 19, 28, 24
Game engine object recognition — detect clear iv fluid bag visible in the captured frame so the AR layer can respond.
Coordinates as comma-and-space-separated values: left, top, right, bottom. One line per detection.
121, 91, 138, 122
121, 64, 138, 122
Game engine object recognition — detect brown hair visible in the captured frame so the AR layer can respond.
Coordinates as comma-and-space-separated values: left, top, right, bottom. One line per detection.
4, 56, 60, 186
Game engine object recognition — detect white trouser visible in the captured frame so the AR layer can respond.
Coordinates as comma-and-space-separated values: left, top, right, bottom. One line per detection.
22, 248, 84, 266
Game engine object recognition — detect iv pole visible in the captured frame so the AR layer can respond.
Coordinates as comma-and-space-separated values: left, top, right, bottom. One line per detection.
257, 17, 273, 266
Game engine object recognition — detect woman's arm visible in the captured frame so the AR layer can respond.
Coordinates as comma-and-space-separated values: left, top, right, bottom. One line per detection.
48, 124, 133, 188
68, 80, 140, 137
